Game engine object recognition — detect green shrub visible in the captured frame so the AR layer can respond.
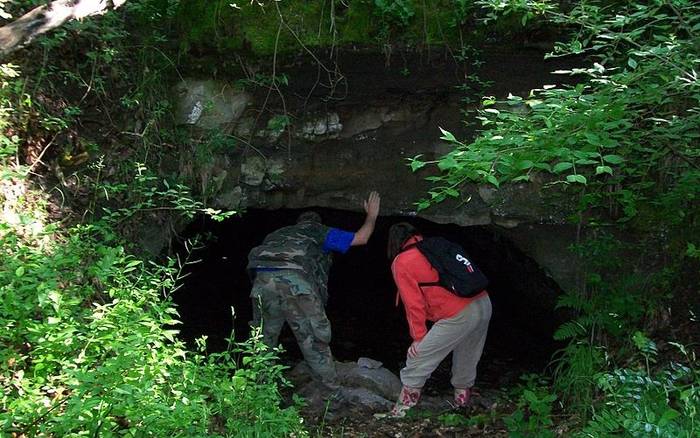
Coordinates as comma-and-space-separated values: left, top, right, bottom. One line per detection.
505, 375, 558, 438
0, 217, 306, 436
0, 2, 309, 435
583, 339, 699, 438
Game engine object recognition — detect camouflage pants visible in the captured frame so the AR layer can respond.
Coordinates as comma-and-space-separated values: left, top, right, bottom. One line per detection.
250, 270, 337, 386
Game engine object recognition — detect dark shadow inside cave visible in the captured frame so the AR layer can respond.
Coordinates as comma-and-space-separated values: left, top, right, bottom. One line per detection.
173, 208, 564, 388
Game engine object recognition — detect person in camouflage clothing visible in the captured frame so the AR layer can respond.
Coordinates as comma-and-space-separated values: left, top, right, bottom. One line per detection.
247, 192, 381, 388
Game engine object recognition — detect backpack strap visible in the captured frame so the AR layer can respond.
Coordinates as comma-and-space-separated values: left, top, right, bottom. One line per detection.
398, 242, 418, 254
399, 241, 443, 290
394, 242, 427, 306
418, 281, 441, 288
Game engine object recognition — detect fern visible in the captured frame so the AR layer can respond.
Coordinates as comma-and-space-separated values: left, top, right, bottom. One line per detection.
551, 341, 604, 418
553, 320, 586, 341
582, 343, 699, 438
555, 290, 589, 312
583, 409, 621, 436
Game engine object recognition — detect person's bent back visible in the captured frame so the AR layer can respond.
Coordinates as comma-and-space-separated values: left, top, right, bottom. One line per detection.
246, 192, 380, 389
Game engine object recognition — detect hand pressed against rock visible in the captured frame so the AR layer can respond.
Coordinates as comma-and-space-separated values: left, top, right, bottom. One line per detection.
364, 191, 380, 218
351, 191, 381, 246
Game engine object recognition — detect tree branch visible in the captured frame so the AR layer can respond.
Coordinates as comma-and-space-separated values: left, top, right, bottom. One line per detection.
0, 0, 127, 58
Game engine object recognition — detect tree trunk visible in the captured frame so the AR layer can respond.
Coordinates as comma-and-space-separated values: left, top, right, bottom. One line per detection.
0, 0, 127, 58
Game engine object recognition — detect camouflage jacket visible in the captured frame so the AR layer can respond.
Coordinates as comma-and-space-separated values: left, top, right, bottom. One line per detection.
247, 222, 333, 301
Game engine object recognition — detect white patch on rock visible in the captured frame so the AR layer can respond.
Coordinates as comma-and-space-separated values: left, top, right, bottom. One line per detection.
174, 79, 251, 130
240, 156, 266, 186
186, 100, 203, 124
300, 112, 342, 141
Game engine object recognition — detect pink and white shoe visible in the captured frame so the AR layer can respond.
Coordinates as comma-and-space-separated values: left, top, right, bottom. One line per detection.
388, 386, 421, 418
454, 387, 471, 407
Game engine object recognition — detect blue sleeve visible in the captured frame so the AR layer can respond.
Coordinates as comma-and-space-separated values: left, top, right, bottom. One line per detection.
322, 228, 355, 254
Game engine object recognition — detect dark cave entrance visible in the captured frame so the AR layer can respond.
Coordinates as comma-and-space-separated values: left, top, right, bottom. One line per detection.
173, 208, 564, 387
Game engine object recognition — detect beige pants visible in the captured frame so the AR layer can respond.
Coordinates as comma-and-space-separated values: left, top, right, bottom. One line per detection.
400, 294, 492, 389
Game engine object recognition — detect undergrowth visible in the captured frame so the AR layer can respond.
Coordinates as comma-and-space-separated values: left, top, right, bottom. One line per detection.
0, 1, 307, 436
415, 1, 700, 436
0, 213, 306, 436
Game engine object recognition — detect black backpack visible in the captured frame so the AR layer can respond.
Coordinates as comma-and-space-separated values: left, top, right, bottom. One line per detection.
404, 237, 489, 298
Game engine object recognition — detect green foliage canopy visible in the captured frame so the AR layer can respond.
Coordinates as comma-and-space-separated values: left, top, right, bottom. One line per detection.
415, 0, 699, 233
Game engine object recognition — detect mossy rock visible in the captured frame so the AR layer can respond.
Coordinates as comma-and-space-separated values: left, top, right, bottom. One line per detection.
174, 0, 477, 57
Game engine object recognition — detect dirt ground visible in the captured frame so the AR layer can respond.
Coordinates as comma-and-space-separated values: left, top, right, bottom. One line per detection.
304, 390, 511, 437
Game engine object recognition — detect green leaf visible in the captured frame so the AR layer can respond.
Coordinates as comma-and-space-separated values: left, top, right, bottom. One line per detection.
627, 58, 637, 69
123, 259, 142, 273
416, 200, 430, 211
410, 159, 426, 172
553, 162, 573, 173
566, 174, 587, 184
444, 188, 460, 198
516, 160, 534, 170
439, 127, 457, 143
163, 330, 178, 342
603, 155, 624, 164
437, 156, 458, 171
486, 174, 499, 187
15, 266, 25, 277
596, 165, 613, 175
584, 132, 600, 144
554, 321, 585, 340
523, 389, 538, 404
232, 375, 246, 390
658, 408, 680, 426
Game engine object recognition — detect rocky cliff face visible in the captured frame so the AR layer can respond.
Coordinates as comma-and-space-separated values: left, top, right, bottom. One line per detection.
167, 50, 582, 293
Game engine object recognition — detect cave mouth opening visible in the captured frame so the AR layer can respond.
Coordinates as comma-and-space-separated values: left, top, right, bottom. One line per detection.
173, 208, 563, 388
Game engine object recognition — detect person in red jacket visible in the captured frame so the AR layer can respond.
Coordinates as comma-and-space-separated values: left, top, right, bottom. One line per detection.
386, 222, 492, 417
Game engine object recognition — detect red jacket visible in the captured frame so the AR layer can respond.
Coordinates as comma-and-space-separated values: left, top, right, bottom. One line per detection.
392, 235, 488, 341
